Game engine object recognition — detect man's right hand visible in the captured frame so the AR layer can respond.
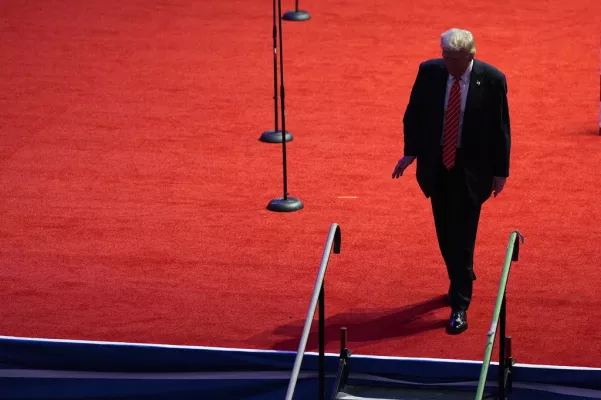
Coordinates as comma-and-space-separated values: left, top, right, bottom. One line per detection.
392, 156, 416, 178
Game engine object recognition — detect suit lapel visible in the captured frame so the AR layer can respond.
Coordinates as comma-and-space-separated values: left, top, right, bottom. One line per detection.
435, 62, 449, 126
464, 59, 483, 128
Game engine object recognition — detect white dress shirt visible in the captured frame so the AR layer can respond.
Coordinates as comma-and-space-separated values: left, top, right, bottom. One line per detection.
442, 60, 473, 147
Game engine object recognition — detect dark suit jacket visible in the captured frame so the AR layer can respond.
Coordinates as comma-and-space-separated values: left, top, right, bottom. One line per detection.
403, 58, 511, 203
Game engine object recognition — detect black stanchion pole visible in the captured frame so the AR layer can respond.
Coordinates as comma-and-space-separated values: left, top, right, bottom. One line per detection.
259, 0, 293, 143
283, 0, 311, 21
319, 283, 325, 400
266, 0, 303, 212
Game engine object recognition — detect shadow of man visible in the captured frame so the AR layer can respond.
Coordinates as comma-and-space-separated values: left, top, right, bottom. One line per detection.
268, 295, 449, 352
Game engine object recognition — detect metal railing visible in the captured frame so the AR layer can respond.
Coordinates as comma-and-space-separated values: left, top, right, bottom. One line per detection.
475, 230, 525, 400
285, 223, 341, 400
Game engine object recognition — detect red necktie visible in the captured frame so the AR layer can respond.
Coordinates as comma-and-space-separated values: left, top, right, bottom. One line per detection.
442, 77, 461, 169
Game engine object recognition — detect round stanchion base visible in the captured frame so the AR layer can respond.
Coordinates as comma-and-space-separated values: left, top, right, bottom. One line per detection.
259, 130, 293, 143
283, 10, 311, 21
267, 196, 304, 212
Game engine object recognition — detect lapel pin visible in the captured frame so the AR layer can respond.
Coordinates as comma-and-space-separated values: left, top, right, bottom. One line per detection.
476, 80, 481, 86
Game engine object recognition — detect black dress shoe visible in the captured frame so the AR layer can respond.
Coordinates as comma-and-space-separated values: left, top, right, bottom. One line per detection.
446, 310, 468, 335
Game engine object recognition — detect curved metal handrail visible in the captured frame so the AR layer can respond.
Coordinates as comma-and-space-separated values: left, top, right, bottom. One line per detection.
475, 230, 525, 399
285, 223, 341, 400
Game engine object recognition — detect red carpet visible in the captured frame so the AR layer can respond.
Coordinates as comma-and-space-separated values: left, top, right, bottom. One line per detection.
1, 0, 601, 368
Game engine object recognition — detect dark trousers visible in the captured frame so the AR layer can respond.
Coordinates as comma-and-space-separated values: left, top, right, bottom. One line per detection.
430, 149, 481, 311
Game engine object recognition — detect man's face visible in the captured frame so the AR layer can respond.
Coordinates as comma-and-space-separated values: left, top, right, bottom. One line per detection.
442, 50, 474, 77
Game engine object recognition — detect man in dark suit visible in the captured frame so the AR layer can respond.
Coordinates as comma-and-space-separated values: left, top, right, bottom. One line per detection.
392, 28, 511, 334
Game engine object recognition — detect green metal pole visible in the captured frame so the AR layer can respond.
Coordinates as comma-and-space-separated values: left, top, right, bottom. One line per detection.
474, 231, 519, 400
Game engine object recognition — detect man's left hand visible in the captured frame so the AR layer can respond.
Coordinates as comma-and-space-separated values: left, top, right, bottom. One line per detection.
492, 177, 507, 197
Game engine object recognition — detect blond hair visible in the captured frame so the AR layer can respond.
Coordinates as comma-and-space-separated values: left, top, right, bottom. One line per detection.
441, 29, 476, 54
